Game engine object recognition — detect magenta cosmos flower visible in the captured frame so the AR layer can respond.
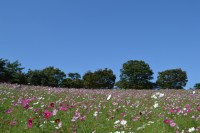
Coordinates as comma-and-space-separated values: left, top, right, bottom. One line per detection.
6, 109, 12, 114
59, 106, 67, 111
197, 106, 200, 111
10, 121, 17, 126
50, 102, 55, 108
44, 110, 52, 119
164, 119, 170, 124
22, 99, 30, 109
27, 119, 33, 128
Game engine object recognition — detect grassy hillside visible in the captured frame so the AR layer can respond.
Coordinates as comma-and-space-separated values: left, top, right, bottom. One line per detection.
0, 84, 199, 133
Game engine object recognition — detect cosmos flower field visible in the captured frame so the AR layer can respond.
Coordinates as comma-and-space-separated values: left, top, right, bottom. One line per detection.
0, 84, 200, 133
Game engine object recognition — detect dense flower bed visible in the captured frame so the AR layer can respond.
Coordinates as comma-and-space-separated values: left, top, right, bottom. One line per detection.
0, 84, 200, 133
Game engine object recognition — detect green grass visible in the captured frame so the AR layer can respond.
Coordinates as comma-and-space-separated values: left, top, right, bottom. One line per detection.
0, 84, 199, 133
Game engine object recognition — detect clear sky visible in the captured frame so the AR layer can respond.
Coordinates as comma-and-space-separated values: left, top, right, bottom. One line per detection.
0, 0, 200, 88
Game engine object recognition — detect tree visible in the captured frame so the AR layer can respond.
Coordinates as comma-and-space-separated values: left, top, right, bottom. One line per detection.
194, 83, 200, 89
61, 78, 73, 88
156, 68, 188, 89
27, 69, 44, 86
0, 59, 25, 84
68, 73, 81, 80
83, 68, 116, 89
41, 66, 66, 87
119, 60, 154, 89
0, 58, 8, 82
82, 71, 95, 88
61, 72, 84, 88
12, 72, 27, 84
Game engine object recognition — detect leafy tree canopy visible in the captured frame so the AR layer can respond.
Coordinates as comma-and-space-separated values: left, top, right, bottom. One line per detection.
83, 68, 116, 89
27, 69, 44, 86
194, 83, 200, 89
118, 60, 154, 89
0, 59, 25, 84
156, 68, 188, 89
41, 66, 66, 87
61, 72, 83, 88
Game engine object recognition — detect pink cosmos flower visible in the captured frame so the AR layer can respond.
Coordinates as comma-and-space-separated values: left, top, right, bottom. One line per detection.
33, 108, 40, 112
121, 112, 125, 117
80, 115, 86, 121
44, 110, 52, 119
22, 99, 29, 107
6, 109, 12, 114
197, 106, 200, 111
71, 109, 81, 122
170, 122, 176, 127
59, 106, 67, 111
169, 109, 176, 114
24, 104, 30, 110
10, 121, 17, 126
111, 115, 114, 119
22, 99, 30, 109
28, 119, 33, 128
187, 109, 192, 113
133, 116, 140, 121
13, 102, 18, 106
185, 104, 191, 109
52, 109, 58, 116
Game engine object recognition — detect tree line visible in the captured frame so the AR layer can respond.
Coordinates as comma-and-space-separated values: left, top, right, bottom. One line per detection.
0, 58, 199, 89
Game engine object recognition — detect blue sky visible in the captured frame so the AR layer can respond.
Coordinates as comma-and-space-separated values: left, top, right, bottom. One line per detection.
0, 0, 200, 88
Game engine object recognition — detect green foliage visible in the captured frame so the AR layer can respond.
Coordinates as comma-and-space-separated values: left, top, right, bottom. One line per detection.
0, 58, 25, 84
27, 69, 45, 86
156, 68, 188, 89
1, 58, 192, 90
68, 72, 81, 80
41, 66, 66, 87
61, 73, 84, 88
194, 83, 200, 89
12, 72, 27, 84
82, 71, 95, 88
0, 58, 8, 82
27, 67, 66, 87
83, 68, 116, 89
119, 60, 154, 89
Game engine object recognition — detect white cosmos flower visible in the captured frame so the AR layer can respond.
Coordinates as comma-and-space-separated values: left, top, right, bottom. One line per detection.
58, 122, 62, 128
93, 111, 98, 117
152, 92, 164, 98
120, 120, 127, 126
148, 121, 154, 124
33, 102, 39, 105
159, 93, 164, 98
114, 120, 120, 124
50, 121, 55, 123
154, 102, 158, 108
55, 122, 62, 129
188, 127, 195, 132
192, 91, 195, 94
137, 126, 145, 131
151, 95, 157, 99
107, 94, 112, 100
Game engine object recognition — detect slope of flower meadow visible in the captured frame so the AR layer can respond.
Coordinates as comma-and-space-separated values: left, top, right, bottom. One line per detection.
0, 84, 200, 133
